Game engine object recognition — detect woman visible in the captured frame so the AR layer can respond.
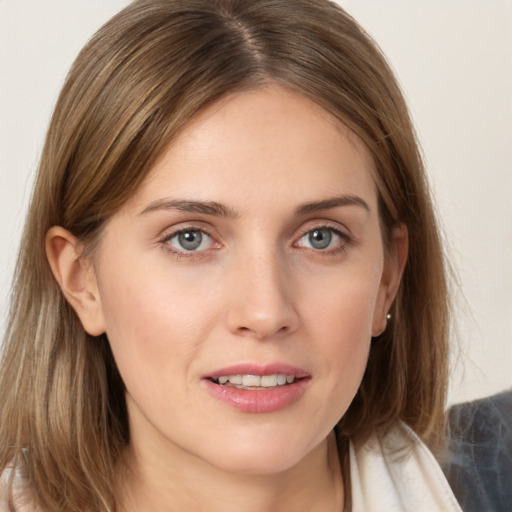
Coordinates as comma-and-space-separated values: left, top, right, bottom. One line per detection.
0, 0, 461, 510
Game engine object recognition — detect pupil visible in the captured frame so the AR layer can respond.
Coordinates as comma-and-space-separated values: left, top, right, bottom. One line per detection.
309, 229, 331, 249
179, 231, 202, 250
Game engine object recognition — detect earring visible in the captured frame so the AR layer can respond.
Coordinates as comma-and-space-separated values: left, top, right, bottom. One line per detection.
372, 313, 392, 340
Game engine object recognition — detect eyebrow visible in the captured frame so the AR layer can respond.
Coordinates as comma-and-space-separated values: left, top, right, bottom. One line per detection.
295, 195, 370, 216
138, 199, 240, 218
139, 194, 370, 218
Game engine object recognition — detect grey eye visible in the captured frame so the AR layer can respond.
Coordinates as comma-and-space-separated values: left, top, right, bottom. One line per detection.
177, 231, 203, 250
308, 228, 333, 249
167, 230, 212, 252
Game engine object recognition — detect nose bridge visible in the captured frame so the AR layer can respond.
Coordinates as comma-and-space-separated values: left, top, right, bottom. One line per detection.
226, 246, 299, 339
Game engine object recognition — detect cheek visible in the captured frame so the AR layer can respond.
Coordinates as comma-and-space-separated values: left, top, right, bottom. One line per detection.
95, 260, 218, 382
298, 265, 381, 409
302, 262, 382, 344
316, 290, 374, 380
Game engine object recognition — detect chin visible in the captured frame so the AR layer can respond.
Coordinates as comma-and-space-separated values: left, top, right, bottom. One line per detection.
198, 428, 323, 476
210, 451, 305, 476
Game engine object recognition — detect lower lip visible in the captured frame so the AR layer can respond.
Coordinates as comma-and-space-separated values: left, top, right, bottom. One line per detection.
202, 378, 310, 413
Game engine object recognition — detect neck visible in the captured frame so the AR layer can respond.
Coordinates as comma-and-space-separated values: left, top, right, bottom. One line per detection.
118, 433, 343, 512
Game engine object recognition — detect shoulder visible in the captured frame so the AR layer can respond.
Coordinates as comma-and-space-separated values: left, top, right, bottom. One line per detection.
0, 470, 9, 512
350, 423, 461, 512
448, 389, 512, 441
0, 462, 38, 512
444, 390, 512, 512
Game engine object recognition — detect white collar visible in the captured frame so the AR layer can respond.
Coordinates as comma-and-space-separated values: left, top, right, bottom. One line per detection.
350, 424, 461, 511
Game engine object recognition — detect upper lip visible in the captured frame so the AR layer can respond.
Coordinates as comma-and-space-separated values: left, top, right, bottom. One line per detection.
203, 363, 310, 380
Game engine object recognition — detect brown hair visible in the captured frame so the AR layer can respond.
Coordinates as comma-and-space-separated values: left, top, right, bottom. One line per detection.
0, 0, 449, 510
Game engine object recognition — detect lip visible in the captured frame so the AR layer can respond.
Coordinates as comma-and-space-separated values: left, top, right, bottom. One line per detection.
201, 363, 311, 413
204, 363, 310, 380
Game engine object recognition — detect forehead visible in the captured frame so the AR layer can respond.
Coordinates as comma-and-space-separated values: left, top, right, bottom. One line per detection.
129, 85, 378, 213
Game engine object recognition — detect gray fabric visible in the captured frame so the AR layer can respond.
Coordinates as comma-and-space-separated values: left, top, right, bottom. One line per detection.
443, 390, 512, 512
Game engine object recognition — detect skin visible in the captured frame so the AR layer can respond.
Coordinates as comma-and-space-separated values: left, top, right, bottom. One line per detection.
47, 85, 407, 511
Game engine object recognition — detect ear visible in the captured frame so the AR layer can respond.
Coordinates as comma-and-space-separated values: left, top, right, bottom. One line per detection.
45, 226, 106, 336
371, 224, 408, 337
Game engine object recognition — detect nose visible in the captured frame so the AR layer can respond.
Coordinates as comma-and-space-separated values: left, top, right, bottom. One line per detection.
225, 253, 300, 340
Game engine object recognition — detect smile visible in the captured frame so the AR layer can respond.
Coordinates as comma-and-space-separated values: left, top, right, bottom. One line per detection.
203, 365, 310, 413
213, 374, 296, 389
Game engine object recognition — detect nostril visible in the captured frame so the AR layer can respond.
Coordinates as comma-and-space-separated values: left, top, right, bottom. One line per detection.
235, 323, 290, 340
226, 296, 300, 340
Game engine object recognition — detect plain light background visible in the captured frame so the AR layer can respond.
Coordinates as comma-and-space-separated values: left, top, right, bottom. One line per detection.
0, 0, 511, 405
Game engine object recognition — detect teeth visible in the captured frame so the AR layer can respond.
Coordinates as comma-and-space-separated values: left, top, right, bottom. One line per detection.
260, 375, 277, 387
243, 375, 261, 387
215, 374, 296, 388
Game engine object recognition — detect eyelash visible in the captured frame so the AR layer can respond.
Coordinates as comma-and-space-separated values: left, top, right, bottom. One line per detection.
160, 226, 218, 259
294, 224, 351, 256
159, 224, 351, 259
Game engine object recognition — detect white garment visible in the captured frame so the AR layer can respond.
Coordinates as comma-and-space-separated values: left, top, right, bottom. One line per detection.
0, 462, 35, 512
350, 424, 462, 511
1, 424, 461, 511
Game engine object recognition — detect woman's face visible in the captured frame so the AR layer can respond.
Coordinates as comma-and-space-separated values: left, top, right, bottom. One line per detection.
87, 86, 403, 475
